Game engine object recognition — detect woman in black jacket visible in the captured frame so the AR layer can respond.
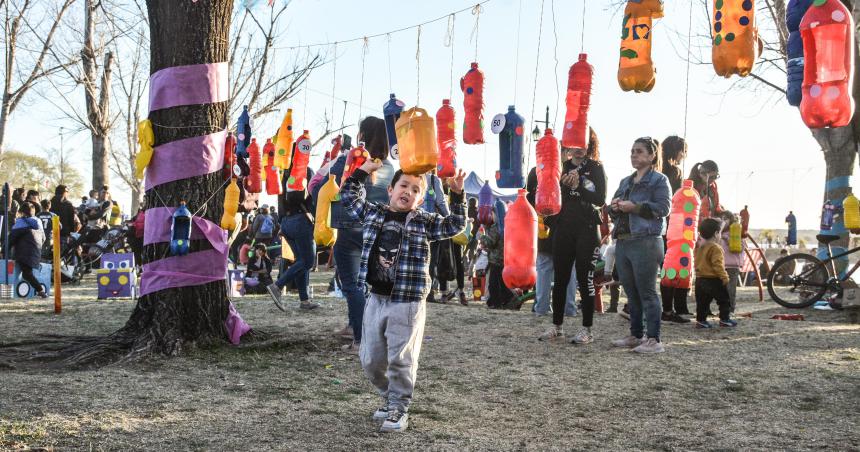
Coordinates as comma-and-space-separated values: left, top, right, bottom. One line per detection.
539, 129, 607, 344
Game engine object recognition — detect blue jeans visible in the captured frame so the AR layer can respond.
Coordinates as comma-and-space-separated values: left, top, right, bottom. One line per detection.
334, 226, 365, 343
533, 252, 577, 316
615, 236, 663, 340
276, 214, 315, 301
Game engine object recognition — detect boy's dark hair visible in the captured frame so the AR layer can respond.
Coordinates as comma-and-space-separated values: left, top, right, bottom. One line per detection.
40, 199, 50, 211
698, 218, 721, 240
18, 203, 34, 216
253, 243, 267, 252
390, 170, 428, 191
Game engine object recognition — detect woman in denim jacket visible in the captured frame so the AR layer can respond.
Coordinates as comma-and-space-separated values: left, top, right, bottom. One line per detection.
608, 137, 671, 354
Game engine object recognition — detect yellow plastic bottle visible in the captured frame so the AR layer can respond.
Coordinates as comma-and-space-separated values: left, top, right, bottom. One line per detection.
314, 175, 339, 246
274, 108, 294, 170
134, 119, 154, 180
538, 215, 550, 239
220, 178, 240, 230
395, 107, 439, 175
844, 194, 860, 230
729, 222, 742, 253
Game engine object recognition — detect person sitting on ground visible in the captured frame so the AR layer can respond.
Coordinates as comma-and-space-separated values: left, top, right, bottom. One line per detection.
340, 157, 466, 433
245, 243, 273, 294
9, 203, 47, 298
694, 218, 738, 329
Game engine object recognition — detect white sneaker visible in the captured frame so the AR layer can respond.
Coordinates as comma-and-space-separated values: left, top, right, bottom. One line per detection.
372, 400, 389, 420
632, 338, 665, 354
380, 409, 409, 432
538, 326, 564, 342
611, 335, 642, 348
267, 283, 285, 312
570, 328, 593, 345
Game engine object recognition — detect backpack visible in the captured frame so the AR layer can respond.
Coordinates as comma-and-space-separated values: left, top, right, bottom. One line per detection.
259, 215, 274, 235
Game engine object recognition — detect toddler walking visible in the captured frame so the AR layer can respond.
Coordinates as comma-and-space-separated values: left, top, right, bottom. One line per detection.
694, 218, 737, 328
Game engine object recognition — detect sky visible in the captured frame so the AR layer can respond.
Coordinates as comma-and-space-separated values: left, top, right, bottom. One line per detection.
5, 0, 842, 229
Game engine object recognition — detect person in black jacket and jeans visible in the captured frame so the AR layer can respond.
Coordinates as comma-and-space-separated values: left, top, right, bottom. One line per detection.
539, 129, 607, 344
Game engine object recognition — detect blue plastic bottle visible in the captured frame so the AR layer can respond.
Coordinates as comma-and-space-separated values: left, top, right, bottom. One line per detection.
236, 105, 251, 158
497, 105, 525, 188
786, 0, 812, 106
383, 93, 404, 158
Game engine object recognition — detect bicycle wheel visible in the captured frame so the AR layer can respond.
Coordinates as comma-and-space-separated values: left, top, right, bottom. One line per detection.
767, 253, 829, 309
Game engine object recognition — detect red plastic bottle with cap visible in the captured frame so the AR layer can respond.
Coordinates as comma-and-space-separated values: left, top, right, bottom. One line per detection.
460, 62, 485, 144
562, 54, 593, 149
502, 189, 537, 290
223, 132, 236, 181
245, 138, 262, 193
264, 139, 281, 195
436, 99, 457, 178
288, 130, 312, 191
343, 142, 369, 182
799, 0, 855, 128
535, 128, 561, 216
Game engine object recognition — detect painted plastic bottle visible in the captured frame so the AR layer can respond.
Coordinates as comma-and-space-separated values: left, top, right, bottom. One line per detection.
395, 107, 438, 175
729, 222, 743, 253
245, 138, 262, 193
562, 54, 593, 149
264, 139, 282, 196
618, 0, 664, 92
502, 189, 537, 290
314, 175, 339, 247
170, 202, 192, 257
496, 105, 525, 188
844, 194, 860, 230
274, 108, 294, 169
460, 62, 485, 144
786, 0, 813, 106
223, 132, 236, 181
287, 130, 312, 191
383, 93, 404, 158
343, 142, 369, 182
662, 179, 700, 289
800, 0, 855, 128
535, 128, 561, 216
134, 119, 154, 180
436, 99, 457, 178
477, 181, 494, 226
712, 0, 759, 77
236, 105, 251, 158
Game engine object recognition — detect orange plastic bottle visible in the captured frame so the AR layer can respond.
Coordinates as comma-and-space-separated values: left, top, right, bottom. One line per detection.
712, 0, 759, 77
245, 138, 262, 193
287, 130, 311, 191
661, 179, 700, 289
535, 129, 561, 216
460, 62, 485, 144
436, 99, 457, 178
220, 178, 240, 230
562, 54, 593, 149
502, 189, 537, 290
618, 0, 664, 92
395, 107, 438, 175
343, 142, 369, 182
274, 108, 294, 169
264, 139, 281, 196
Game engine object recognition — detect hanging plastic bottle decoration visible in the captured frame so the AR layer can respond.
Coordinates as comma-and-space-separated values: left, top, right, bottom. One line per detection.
288, 130, 312, 191
844, 193, 860, 230
535, 128, 561, 216
274, 108, 294, 169
477, 181, 494, 226
562, 54, 594, 149
496, 105, 525, 188
712, 0, 760, 78
264, 139, 282, 196
786, 0, 813, 106
460, 62, 485, 144
170, 202, 192, 257
729, 222, 743, 253
436, 99, 457, 178
799, 0, 855, 129
661, 179, 700, 289
314, 175, 339, 247
236, 105, 251, 158
223, 132, 236, 181
343, 141, 369, 182
221, 178, 240, 231
245, 138, 262, 193
395, 107, 438, 175
134, 119, 154, 180
537, 215, 550, 239
618, 0, 664, 93
383, 94, 405, 159
502, 189, 537, 290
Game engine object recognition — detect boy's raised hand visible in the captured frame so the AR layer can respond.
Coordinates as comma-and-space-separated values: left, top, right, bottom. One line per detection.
447, 169, 466, 194
359, 158, 383, 174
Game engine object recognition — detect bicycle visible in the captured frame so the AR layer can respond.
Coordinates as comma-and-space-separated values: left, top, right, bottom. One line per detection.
767, 234, 854, 308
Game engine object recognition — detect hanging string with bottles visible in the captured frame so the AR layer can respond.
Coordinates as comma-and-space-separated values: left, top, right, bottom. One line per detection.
445, 14, 456, 100
416, 26, 422, 106
357, 37, 369, 128
526, 0, 546, 170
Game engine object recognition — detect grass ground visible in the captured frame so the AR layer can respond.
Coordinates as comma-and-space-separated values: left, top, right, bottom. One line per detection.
0, 270, 858, 451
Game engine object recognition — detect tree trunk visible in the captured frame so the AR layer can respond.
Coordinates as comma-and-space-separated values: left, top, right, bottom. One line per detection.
91, 134, 110, 190
0, 101, 9, 158
115, 0, 233, 356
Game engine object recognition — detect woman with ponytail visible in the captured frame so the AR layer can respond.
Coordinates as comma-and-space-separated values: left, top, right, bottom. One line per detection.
688, 160, 722, 222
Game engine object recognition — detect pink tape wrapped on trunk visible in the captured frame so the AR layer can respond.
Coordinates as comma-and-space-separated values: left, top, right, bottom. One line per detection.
145, 130, 226, 190
149, 62, 229, 111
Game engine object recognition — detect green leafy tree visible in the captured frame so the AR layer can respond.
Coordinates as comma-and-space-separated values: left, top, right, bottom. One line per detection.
0, 150, 83, 197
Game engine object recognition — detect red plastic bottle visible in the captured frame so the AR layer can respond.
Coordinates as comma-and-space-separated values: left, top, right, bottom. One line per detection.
223, 132, 236, 181
436, 99, 457, 178
502, 189, 537, 290
661, 180, 700, 289
460, 62, 485, 145
264, 139, 281, 196
535, 128, 561, 216
343, 141, 369, 182
799, 0, 855, 128
562, 54, 594, 149
245, 138, 262, 193
288, 130, 312, 191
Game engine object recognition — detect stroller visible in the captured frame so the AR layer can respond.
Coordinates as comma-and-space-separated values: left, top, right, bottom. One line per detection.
57, 225, 129, 284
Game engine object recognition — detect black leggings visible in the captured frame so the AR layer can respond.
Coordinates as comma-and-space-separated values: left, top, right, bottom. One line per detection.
660, 285, 690, 314
695, 277, 731, 322
440, 242, 465, 291
552, 226, 601, 327
19, 263, 45, 294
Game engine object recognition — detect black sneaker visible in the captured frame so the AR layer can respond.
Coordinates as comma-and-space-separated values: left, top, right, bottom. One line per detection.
670, 313, 691, 324
661, 312, 674, 322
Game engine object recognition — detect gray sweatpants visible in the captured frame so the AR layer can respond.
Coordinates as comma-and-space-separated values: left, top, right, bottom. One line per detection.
360, 293, 427, 413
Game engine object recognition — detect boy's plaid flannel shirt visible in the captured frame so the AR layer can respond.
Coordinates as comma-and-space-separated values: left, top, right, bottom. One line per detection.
340, 169, 466, 303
